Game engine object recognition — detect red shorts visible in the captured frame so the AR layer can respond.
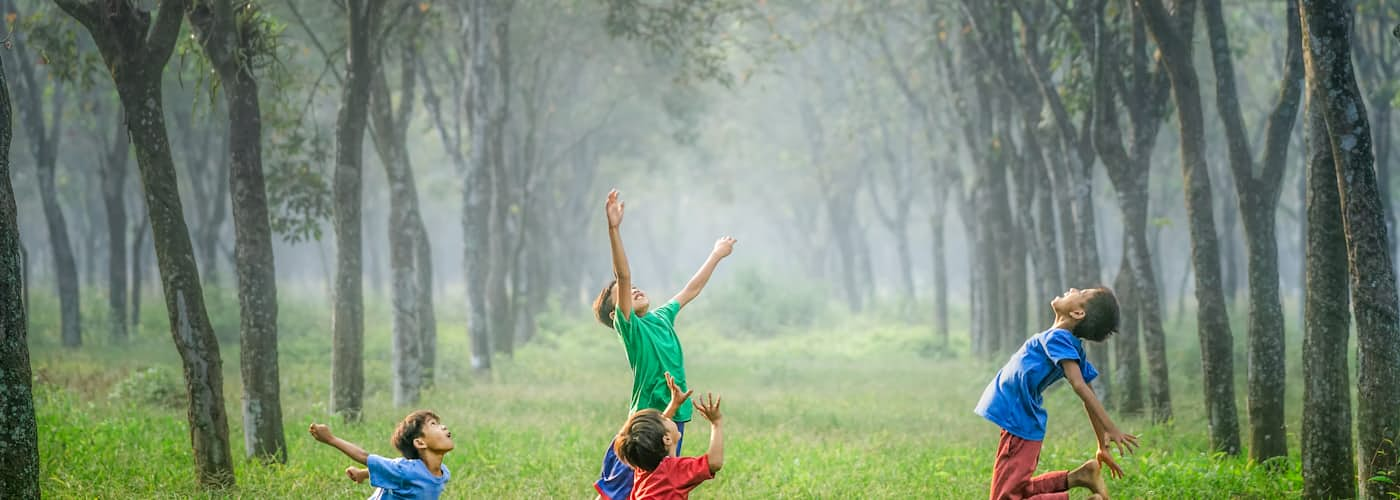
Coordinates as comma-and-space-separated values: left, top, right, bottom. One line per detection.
989, 430, 1070, 500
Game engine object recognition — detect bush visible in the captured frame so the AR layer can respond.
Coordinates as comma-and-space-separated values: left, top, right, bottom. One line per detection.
108, 366, 186, 409
696, 267, 827, 337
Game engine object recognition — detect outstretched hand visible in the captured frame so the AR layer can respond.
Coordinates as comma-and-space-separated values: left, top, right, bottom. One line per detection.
1097, 448, 1126, 479
693, 393, 723, 424
712, 236, 737, 258
665, 372, 693, 408
309, 423, 334, 443
606, 189, 625, 228
1103, 429, 1139, 457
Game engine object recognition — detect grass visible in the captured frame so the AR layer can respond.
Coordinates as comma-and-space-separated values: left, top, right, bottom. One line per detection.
24, 288, 1305, 498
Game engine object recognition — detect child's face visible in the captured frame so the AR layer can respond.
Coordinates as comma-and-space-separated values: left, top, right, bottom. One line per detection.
1051, 288, 1093, 320
662, 418, 681, 456
618, 285, 650, 315
416, 418, 455, 454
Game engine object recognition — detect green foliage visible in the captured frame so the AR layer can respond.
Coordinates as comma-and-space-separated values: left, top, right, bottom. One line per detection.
107, 366, 186, 410
693, 266, 826, 337
263, 127, 332, 243
12, 5, 102, 89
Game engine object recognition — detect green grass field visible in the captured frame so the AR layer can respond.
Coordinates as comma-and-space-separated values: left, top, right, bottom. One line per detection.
25, 287, 1305, 498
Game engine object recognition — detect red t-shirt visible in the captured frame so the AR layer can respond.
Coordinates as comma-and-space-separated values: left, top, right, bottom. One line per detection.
629, 455, 715, 500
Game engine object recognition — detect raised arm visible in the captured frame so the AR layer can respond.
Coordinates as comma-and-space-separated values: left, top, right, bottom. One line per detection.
661, 372, 694, 420
672, 237, 736, 308
693, 393, 725, 474
606, 190, 633, 318
1061, 360, 1139, 478
309, 423, 370, 465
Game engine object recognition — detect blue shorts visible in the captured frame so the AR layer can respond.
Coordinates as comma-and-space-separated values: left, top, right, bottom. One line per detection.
595, 421, 685, 500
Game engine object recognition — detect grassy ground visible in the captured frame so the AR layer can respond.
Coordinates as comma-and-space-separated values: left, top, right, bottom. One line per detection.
25, 288, 1305, 498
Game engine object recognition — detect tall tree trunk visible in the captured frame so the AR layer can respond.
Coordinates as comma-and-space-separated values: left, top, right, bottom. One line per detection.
7, 31, 80, 347
1300, 73, 1356, 500
415, 217, 436, 387
0, 48, 41, 500
1204, 0, 1303, 463
464, 0, 512, 372
1139, 0, 1241, 455
930, 197, 948, 344
331, 0, 381, 419
56, 0, 236, 487
130, 216, 149, 329
189, 0, 286, 463
1112, 245, 1145, 415
101, 111, 130, 342
1300, 1, 1400, 495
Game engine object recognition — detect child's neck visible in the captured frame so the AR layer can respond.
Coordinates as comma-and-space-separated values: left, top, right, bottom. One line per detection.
1051, 315, 1078, 333
419, 450, 446, 476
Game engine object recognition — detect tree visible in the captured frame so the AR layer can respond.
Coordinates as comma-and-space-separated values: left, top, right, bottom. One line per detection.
55, 0, 235, 487
367, 0, 434, 406
1299, 0, 1400, 496
188, 0, 286, 463
1300, 63, 1355, 500
1203, 0, 1304, 463
331, 0, 383, 419
99, 107, 130, 342
3, 0, 81, 348
0, 46, 41, 500
1138, 0, 1241, 455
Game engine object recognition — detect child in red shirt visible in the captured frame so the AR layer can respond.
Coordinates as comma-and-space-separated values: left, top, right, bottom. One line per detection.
613, 374, 724, 500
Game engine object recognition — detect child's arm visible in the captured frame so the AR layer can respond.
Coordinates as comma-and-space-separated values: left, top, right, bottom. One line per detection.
693, 393, 724, 474
1061, 360, 1139, 478
346, 466, 369, 483
606, 190, 634, 317
662, 371, 694, 419
671, 237, 736, 308
309, 423, 370, 465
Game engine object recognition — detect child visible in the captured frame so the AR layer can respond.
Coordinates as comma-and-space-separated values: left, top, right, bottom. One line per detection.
974, 287, 1138, 500
310, 410, 454, 499
614, 374, 724, 500
592, 189, 735, 500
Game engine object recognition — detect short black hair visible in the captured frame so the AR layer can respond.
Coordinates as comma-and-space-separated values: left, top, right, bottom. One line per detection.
1072, 288, 1120, 342
391, 410, 440, 460
593, 280, 618, 328
614, 409, 669, 471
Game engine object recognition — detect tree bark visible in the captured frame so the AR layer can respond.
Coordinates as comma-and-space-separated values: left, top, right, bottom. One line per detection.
1203, 0, 1303, 463
189, 0, 286, 463
1139, 0, 1241, 455
0, 48, 41, 500
101, 110, 130, 342
1112, 244, 1144, 415
1300, 1, 1400, 495
331, 0, 381, 419
1300, 71, 1356, 500
56, 0, 236, 487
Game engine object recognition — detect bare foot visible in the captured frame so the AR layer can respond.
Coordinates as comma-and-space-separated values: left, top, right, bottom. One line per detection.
1068, 459, 1108, 498
1086, 495, 1105, 500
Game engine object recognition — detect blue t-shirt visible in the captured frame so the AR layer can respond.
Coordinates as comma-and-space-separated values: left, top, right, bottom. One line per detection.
366, 454, 450, 500
974, 328, 1099, 441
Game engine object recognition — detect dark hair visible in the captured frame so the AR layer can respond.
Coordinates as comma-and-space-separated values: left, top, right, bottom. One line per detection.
614, 409, 669, 472
1072, 288, 1120, 342
391, 410, 440, 460
593, 280, 618, 328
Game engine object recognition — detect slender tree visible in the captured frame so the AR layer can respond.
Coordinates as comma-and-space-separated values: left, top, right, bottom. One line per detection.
1139, 0, 1241, 455
100, 108, 130, 342
188, 0, 286, 463
0, 46, 40, 500
55, 0, 235, 487
1203, 0, 1304, 463
1300, 0, 1400, 496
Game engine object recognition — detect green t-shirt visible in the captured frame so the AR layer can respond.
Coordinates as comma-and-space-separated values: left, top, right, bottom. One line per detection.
615, 299, 691, 422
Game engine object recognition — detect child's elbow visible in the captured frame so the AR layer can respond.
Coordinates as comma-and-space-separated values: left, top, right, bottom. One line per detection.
709, 460, 723, 474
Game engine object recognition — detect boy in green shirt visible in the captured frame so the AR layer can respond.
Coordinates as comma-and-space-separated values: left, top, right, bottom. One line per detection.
591, 189, 735, 499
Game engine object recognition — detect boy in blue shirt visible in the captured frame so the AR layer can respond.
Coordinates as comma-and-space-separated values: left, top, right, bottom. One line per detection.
310, 410, 453, 499
975, 288, 1139, 500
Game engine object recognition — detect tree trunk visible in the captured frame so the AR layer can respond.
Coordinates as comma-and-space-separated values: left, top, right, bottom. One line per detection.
331, 0, 381, 419
1300, 73, 1356, 500
130, 216, 149, 329
189, 0, 286, 463
0, 49, 41, 500
465, 0, 512, 372
1112, 245, 1145, 415
1300, 1, 1400, 495
1204, 0, 1303, 463
101, 111, 130, 342
930, 199, 948, 344
1139, 0, 1241, 455
415, 216, 436, 387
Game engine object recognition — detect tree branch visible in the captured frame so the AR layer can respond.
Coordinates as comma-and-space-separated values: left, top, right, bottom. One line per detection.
52, 0, 100, 29
146, 0, 194, 68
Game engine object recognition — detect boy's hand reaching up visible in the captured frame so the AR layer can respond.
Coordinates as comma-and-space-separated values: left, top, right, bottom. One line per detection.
693, 393, 723, 424
309, 423, 335, 443
711, 237, 737, 258
606, 189, 625, 228
662, 372, 693, 419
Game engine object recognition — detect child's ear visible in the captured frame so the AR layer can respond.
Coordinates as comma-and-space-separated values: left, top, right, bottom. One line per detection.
414, 437, 427, 450
1070, 308, 1086, 320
